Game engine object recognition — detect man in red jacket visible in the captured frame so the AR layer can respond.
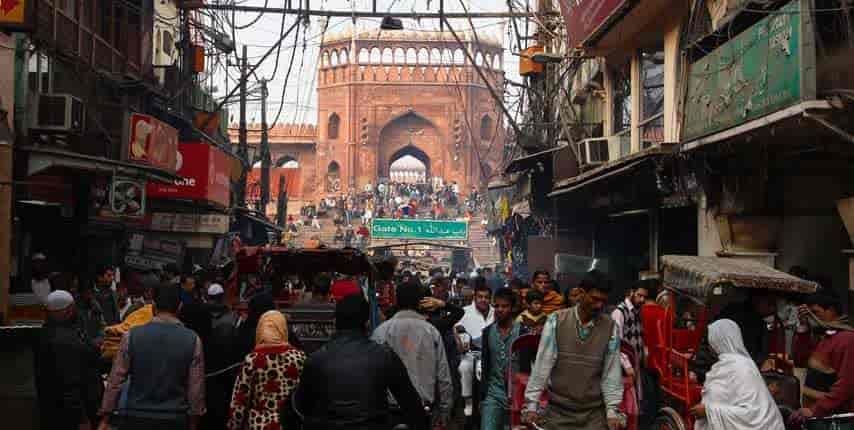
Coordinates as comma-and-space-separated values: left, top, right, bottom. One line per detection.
792, 292, 854, 422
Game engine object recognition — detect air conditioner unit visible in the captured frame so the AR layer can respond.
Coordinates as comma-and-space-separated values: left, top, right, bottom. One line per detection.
35, 93, 85, 134
576, 137, 610, 165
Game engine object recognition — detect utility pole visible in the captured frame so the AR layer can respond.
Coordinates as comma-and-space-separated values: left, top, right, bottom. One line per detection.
276, 175, 288, 227
237, 45, 248, 208
533, 0, 553, 148
259, 79, 271, 214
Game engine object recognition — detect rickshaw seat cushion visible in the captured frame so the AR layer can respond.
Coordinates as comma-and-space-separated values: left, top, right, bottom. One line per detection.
641, 304, 669, 375
672, 328, 701, 352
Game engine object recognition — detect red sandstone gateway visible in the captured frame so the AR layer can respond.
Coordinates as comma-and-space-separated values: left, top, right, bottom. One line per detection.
642, 255, 818, 430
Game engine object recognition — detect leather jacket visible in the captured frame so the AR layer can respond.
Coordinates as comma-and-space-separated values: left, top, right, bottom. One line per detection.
293, 329, 428, 430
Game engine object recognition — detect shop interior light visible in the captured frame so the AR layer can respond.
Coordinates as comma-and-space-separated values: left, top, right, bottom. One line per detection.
17, 200, 61, 207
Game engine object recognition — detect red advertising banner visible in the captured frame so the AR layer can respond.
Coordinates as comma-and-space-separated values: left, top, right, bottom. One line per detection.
559, 0, 628, 49
127, 113, 179, 173
147, 142, 231, 207
246, 167, 303, 200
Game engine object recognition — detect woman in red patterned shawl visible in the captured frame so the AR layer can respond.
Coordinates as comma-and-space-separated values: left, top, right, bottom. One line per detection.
228, 311, 306, 430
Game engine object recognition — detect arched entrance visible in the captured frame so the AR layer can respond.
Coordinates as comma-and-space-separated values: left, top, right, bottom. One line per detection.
326, 161, 341, 193
275, 156, 299, 168
389, 146, 430, 183
378, 111, 442, 181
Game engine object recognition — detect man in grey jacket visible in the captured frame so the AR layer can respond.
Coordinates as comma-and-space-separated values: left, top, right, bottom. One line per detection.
372, 282, 453, 427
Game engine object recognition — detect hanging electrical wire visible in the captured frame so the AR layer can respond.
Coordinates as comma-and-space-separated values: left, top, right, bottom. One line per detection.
268, 13, 306, 128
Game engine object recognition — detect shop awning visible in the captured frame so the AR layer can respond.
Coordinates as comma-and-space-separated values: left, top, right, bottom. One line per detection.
512, 200, 531, 216
681, 100, 832, 152
503, 144, 567, 174
22, 146, 182, 184
487, 176, 515, 190
548, 146, 670, 198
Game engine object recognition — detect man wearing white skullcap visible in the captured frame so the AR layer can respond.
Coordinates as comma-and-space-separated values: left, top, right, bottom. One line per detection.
35, 290, 103, 430
45, 290, 74, 312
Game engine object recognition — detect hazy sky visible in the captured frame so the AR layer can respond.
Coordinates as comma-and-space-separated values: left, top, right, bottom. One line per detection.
203, 0, 529, 127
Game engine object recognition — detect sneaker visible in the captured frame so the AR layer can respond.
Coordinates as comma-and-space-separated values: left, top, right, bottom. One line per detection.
463, 398, 473, 416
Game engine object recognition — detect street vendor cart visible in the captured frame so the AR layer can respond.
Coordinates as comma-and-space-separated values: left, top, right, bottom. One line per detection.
644, 255, 818, 430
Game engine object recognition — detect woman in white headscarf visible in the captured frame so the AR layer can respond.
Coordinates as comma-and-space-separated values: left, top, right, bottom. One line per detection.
690, 318, 785, 430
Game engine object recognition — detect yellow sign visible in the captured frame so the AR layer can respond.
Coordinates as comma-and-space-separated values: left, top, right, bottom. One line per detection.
0, 0, 34, 31
0, 0, 25, 24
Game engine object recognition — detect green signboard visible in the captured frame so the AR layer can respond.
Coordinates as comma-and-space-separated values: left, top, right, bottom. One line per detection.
682, 0, 815, 142
371, 218, 469, 241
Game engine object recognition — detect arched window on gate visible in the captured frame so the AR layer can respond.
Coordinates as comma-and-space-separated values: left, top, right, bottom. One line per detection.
326, 161, 341, 193
328, 113, 340, 139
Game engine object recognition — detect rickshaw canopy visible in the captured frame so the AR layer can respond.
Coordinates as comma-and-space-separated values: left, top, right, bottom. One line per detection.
661, 255, 818, 301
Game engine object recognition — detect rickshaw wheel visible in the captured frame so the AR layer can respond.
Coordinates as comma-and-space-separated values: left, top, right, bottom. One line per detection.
652, 407, 687, 430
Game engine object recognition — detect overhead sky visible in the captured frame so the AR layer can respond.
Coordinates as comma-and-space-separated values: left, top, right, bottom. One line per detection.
202, 0, 530, 127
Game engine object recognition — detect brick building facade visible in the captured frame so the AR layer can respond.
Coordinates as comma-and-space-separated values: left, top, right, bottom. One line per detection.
232, 29, 506, 208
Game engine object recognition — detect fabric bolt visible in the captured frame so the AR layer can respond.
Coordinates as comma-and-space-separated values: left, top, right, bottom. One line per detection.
695, 319, 784, 430
227, 344, 306, 430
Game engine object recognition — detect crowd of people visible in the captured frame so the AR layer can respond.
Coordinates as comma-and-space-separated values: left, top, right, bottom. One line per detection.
279, 180, 481, 249
314, 180, 478, 224
31, 256, 854, 430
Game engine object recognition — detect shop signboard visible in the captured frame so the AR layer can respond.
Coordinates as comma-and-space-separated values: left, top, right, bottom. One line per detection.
558, 0, 628, 49
0, 0, 35, 32
149, 212, 230, 234
371, 218, 469, 241
682, 0, 816, 142
147, 142, 231, 207
125, 113, 179, 173
124, 232, 185, 271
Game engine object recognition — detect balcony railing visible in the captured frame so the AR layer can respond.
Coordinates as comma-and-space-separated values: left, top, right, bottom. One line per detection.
33, 0, 153, 81
640, 112, 665, 148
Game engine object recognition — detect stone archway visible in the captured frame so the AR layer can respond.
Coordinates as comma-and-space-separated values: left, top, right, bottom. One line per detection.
389, 145, 430, 183
326, 161, 341, 193
378, 111, 443, 180
275, 155, 299, 168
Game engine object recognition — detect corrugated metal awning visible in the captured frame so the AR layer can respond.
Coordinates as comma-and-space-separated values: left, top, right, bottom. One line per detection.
22, 146, 181, 184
